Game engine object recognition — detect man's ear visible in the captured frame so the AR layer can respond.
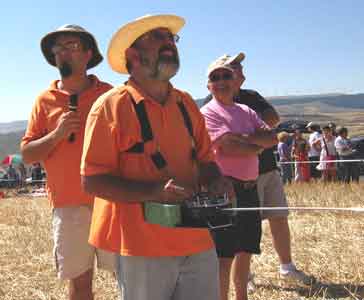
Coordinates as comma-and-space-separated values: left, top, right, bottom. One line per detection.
125, 47, 140, 69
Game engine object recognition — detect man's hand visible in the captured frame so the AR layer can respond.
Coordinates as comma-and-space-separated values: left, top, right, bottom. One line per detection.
261, 108, 280, 128
247, 127, 277, 148
54, 111, 81, 140
21, 111, 81, 164
154, 179, 195, 204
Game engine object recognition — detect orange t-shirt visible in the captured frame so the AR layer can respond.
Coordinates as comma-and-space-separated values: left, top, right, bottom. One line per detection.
81, 79, 215, 257
21, 75, 112, 208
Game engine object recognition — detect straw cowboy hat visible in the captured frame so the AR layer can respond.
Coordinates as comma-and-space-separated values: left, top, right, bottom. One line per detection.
41, 24, 103, 69
107, 14, 185, 74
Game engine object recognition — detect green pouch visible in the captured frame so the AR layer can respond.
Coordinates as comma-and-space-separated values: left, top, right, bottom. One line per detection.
144, 202, 182, 227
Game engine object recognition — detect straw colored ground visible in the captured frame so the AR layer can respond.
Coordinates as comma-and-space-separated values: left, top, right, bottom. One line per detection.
0, 183, 363, 300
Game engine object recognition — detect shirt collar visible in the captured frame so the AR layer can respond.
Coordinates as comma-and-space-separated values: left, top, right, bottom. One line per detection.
211, 96, 236, 109
48, 74, 101, 93
126, 77, 176, 105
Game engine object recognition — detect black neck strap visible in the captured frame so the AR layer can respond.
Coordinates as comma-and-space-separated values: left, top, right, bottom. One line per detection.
126, 94, 196, 169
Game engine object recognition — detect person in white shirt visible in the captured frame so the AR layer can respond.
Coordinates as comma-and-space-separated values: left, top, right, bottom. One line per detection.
306, 122, 322, 179
314, 125, 337, 182
335, 127, 359, 183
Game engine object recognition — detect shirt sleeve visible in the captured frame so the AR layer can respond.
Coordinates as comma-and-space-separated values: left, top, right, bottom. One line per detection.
251, 91, 272, 112
21, 95, 48, 147
309, 133, 320, 146
334, 137, 348, 153
334, 137, 341, 149
277, 143, 284, 158
238, 90, 272, 114
200, 106, 231, 142
249, 108, 269, 130
278, 143, 290, 160
81, 89, 139, 176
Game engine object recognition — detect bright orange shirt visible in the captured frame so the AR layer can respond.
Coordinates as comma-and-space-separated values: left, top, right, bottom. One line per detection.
81, 79, 215, 256
21, 75, 112, 208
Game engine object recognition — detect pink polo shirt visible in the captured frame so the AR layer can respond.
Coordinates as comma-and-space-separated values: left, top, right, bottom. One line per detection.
201, 98, 267, 181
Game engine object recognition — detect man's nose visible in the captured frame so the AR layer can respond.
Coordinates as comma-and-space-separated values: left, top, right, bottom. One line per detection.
162, 37, 175, 47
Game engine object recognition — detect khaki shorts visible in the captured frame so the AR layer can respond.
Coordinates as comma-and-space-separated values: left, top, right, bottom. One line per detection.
257, 170, 289, 219
116, 249, 219, 300
52, 205, 116, 280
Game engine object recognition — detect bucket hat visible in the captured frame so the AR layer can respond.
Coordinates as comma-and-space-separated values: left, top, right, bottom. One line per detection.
41, 24, 103, 69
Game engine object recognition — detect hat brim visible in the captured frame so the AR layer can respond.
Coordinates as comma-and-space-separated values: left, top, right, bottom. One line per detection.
306, 122, 319, 128
41, 30, 103, 69
226, 52, 245, 65
107, 14, 185, 74
207, 65, 234, 78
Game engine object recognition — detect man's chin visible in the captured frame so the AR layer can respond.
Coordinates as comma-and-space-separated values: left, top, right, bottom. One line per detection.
214, 88, 231, 94
59, 63, 73, 78
213, 90, 234, 100
155, 63, 179, 81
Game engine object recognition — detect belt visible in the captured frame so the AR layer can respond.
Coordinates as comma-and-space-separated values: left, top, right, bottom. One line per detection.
228, 177, 257, 190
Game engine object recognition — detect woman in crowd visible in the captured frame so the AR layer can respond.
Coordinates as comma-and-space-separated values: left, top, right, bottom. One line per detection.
291, 129, 310, 182
315, 125, 337, 182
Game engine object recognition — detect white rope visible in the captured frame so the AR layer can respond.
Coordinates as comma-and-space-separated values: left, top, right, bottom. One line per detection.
0, 179, 21, 182
278, 159, 364, 165
222, 206, 364, 213
0, 179, 46, 184
26, 180, 47, 184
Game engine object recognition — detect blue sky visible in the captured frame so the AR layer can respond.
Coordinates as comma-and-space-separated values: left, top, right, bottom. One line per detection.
1, 0, 363, 122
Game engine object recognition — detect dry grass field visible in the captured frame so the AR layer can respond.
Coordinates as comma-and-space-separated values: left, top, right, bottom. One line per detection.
0, 183, 363, 300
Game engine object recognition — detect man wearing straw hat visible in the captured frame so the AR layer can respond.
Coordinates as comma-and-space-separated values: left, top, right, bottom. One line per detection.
21, 24, 115, 300
81, 14, 230, 300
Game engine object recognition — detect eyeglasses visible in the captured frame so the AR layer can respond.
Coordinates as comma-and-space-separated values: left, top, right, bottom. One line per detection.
51, 41, 82, 55
137, 30, 180, 44
209, 72, 234, 82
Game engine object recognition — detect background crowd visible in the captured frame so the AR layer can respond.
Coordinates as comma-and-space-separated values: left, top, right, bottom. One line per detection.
0, 162, 45, 188
277, 122, 361, 184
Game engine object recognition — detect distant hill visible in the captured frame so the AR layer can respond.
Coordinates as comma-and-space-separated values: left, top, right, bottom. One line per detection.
0, 131, 25, 162
0, 121, 27, 161
196, 93, 364, 120
1, 93, 364, 160
196, 93, 364, 112
0, 121, 27, 134
195, 92, 364, 136
269, 93, 364, 110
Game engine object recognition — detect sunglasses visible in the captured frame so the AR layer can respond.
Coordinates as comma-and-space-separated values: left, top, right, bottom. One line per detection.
51, 41, 82, 55
209, 72, 234, 82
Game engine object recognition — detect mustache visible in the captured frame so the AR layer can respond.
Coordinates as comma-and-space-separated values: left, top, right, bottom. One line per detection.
159, 45, 177, 55
59, 62, 72, 78
158, 46, 178, 61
